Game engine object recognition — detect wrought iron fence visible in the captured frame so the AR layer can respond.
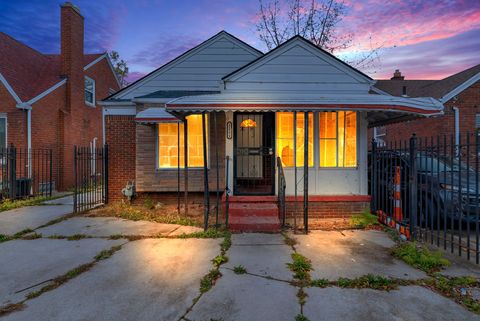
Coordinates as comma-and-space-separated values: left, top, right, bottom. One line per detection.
277, 156, 286, 226
73, 145, 108, 213
0, 145, 53, 200
370, 133, 480, 263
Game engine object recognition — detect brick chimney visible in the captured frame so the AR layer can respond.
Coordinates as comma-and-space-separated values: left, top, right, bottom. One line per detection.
391, 69, 405, 80
60, 2, 84, 111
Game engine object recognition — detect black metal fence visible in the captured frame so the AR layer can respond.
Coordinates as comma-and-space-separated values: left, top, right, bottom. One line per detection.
0, 146, 53, 200
73, 145, 108, 213
277, 156, 286, 226
370, 133, 480, 263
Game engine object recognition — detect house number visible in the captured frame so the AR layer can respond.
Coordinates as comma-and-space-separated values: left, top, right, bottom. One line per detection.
226, 121, 233, 139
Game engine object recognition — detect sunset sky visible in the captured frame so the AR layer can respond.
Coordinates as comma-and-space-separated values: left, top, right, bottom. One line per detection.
1, 0, 479, 82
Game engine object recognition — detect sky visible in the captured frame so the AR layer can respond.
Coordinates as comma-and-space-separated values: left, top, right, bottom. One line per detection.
1, 0, 479, 82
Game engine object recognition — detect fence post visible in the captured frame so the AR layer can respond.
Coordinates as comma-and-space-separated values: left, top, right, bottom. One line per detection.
104, 144, 109, 204
73, 146, 77, 213
9, 144, 16, 199
409, 134, 417, 239
371, 138, 377, 213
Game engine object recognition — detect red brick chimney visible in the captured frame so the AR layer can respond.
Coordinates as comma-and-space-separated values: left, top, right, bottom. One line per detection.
391, 69, 405, 80
60, 2, 84, 111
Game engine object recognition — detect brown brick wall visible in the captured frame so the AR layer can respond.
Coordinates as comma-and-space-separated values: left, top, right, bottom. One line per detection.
370, 81, 480, 143
135, 112, 226, 192
105, 115, 136, 202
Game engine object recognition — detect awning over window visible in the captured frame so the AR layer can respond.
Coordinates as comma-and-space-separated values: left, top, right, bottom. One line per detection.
135, 107, 179, 124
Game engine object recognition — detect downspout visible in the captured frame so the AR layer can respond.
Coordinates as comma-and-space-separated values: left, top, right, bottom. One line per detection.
16, 103, 32, 178
453, 106, 459, 156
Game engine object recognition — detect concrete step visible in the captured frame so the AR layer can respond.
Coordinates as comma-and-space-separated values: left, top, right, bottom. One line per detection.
229, 202, 278, 217
229, 216, 280, 232
227, 195, 278, 203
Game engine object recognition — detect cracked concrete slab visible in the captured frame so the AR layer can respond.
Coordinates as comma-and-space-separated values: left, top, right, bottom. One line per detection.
0, 238, 125, 306
435, 249, 480, 278
167, 225, 203, 236
304, 286, 478, 321
0, 205, 73, 235
293, 230, 426, 280
186, 269, 299, 321
232, 233, 285, 245
35, 217, 201, 238
3, 238, 220, 321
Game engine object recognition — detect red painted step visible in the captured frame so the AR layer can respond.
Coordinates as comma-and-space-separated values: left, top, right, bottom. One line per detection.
226, 196, 280, 232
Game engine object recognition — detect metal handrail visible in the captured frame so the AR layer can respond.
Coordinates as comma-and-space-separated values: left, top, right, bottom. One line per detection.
225, 156, 230, 228
277, 157, 286, 226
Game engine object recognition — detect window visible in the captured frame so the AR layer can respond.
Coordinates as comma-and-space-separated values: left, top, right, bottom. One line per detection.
0, 116, 6, 150
476, 114, 480, 129
319, 111, 357, 167
276, 112, 314, 167
84, 76, 95, 106
157, 114, 208, 168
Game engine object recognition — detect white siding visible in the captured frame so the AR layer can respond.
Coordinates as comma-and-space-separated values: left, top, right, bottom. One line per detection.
119, 35, 261, 99
225, 40, 372, 95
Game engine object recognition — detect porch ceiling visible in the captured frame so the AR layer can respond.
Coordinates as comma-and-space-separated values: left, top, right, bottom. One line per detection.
164, 93, 443, 126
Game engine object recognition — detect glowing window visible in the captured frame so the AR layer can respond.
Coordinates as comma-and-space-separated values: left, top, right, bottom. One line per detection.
319, 111, 356, 167
158, 114, 208, 168
276, 112, 314, 167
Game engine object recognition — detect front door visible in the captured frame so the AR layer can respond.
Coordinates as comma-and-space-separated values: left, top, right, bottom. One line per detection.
234, 113, 275, 195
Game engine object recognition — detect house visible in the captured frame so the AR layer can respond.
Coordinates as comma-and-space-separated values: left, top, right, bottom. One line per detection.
0, 2, 121, 191
100, 31, 443, 231
371, 65, 480, 145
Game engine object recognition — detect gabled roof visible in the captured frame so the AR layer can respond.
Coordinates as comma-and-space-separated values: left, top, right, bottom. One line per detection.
375, 64, 480, 102
105, 31, 263, 101
0, 32, 108, 102
222, 35, 374, 84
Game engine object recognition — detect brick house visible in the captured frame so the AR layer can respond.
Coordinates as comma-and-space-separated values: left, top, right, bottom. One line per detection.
100, 31, 442, 231
0, 2, 121, 191
371, 65, 480, 145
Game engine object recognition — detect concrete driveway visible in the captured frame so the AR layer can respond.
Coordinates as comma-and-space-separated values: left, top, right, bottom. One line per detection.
0, 213, 479, 321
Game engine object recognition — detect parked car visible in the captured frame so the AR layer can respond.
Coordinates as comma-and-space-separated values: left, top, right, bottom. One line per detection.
369, 150, 479, 226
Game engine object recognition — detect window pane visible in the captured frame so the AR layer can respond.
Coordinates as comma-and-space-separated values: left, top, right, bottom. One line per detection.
158, 123, 184, 168
276, 112, 313, 167
319, 112, 337, 167
320, 139, 337, 167
338, 111, 345, 167
344, 111, 357, 167
319, 112, 336, 139
0, 118, 5, 150
186, 114, 208, 167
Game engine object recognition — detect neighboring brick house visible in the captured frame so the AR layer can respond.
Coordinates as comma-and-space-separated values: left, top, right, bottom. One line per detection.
0, 2, 121, 191
371, 65, 480, 145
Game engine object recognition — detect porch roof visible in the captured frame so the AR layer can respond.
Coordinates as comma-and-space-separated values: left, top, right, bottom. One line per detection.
135, 107, 179, 124
164, 93, 443, 127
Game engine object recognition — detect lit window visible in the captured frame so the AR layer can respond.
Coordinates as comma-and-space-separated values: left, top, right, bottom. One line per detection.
319, 111, 356, 167
276, 112, 313, 167
158, 114, 208, 168
85, 76, 95, 106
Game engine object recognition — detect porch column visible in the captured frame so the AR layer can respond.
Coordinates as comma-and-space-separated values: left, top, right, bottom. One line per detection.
183, 118, 188, 216
202, 112, 209, 230
293, 111, 297, 231
303, 111, 309, 233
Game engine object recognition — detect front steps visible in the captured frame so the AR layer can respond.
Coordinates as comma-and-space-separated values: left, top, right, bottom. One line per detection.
227, 196, 281, 232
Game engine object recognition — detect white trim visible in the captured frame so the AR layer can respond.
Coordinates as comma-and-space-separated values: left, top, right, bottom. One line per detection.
102, 106, 136, 116
84, 76, 96, 107
27, 79, 67, 105
110, 31, 263, 100
98, 100, 134, 106
0, 73, 22, 103
132, 97, 175, 104
84, 53, 122, 89
84, 54, 106, 71
441, 71, 480, 103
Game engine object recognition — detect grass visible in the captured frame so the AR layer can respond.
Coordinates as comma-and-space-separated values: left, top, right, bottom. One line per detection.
178, 228, 228, 239
283, 233, 297, 246
13, 228, 33, 238
287, 253, 313, 282
212, 255, 228, 268
310, 278, 329, 288
94, 245, 122, 261
87, 202, 200, 226
295, 314, 310, 321
0, 195, 64, 212
0, 303, 26, 317
233, 265, 247, 274
66, 234, 89, 241
200, 269, 222, 293
20, 233, 42, 240
336, 274, 397, 290
0, 234, 11, 243
349, 210, 379, 229
392, 242, 450, 273
426, 275, 480, 314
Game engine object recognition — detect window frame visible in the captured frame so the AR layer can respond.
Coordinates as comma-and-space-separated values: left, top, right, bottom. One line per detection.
0, 114, 7, 150
84, 76, 96, 107
155, 114, 209, 170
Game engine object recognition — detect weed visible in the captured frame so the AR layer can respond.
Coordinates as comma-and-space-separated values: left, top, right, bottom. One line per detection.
283, 233, 297, 246
336, 274, 397, 290
178, 229, 228, 239
384, 226, 401, 242
212, 255, 228, 268
143, 196, 154, 210
392, 242, 450, 273
295, 314, 310, 321
0, 302, 26, 317
310, 278, 330, 288
13, 229, 33, 238
220, 232, 232, 253
21, 233, 42, 240
349, 210, 378, 229
48, 235, 66, 239
427, 274, 480, 314
200, 269, 222, 293
297, 288, 308, 305
463, 297, 480, 314
233, 265, 247, 274
0, 195, 64, 212
94, 245, 122, 261
0, 234, 11, 243
108, 234, 125, 240
67, 234, 88, 241
287, 253, 313, 281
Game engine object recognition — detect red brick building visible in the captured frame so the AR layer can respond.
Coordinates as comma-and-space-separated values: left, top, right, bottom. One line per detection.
0, 2, 121, 191
372, 65, 480, 145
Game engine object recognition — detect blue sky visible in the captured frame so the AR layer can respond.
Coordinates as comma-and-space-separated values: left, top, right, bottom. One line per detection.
1, 0, 479, 81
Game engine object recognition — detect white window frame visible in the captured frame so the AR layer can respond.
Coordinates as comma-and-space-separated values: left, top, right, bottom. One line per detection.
0, 114, 7, 149
84, 76, 96, 107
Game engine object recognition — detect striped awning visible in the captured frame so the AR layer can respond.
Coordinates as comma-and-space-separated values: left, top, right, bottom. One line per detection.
135, 107, 179, 123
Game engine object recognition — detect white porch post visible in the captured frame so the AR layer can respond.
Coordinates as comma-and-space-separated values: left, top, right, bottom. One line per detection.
225, 111, 234, 194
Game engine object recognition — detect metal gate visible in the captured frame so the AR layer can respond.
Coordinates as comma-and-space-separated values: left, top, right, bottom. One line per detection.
370, 133, 480, 263
73, 145, 108, 213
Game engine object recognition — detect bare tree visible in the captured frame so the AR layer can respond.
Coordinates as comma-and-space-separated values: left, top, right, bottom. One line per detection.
256, 0, 381, 70
109, 51, 129, 87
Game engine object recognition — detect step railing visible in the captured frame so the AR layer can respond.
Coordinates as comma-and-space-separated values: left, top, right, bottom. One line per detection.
277, 157, 286, 226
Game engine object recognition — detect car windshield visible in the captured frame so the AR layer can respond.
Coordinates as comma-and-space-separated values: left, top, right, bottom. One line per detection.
416, 155, 474, 173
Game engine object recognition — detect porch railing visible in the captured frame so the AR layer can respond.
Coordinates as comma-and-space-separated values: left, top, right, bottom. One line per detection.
277, 157, 286, 226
